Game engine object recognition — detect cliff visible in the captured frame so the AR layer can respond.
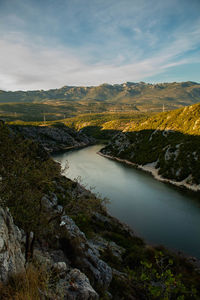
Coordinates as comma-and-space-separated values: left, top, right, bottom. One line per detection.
9, 124, 95, 152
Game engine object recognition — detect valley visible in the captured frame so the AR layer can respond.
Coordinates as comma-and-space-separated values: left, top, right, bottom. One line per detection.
1, 85, 200, 299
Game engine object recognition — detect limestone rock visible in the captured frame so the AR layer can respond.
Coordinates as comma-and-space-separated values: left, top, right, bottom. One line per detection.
59, 215, 112, 288
0, 207, 25, 282
88, 236, 125, 262
9, 125, 95, 153
53, 261, 68, 276
64, 268, 99, 300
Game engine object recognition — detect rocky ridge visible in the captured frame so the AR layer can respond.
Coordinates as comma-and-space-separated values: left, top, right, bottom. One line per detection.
9, 124, 95, 152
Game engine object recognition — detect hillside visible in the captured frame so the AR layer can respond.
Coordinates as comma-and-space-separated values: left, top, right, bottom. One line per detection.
1, 81, 200, 122
123, 102, 200, 135
100, 103, 200, 189
1, 121, 200, 299
9, 124, 95, 152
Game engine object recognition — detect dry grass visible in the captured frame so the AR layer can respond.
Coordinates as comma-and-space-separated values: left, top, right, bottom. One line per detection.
0, 263, 49, 300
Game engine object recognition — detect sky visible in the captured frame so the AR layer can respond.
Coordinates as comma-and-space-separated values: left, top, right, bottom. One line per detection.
0, 0, 200, 91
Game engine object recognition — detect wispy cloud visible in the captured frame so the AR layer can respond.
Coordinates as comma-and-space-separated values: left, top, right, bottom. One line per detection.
0, 0, 200, 90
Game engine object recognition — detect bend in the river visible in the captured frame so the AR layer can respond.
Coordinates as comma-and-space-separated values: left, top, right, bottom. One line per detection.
53, 144, 200, 259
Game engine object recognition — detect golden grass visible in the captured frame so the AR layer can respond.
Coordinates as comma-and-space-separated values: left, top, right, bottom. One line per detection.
0, 263, 49, 300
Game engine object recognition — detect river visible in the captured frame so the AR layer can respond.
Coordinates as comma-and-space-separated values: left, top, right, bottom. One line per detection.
53, 144, 200, 258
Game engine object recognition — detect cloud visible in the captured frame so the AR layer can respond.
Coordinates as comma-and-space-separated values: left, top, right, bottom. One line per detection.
0, 0, 200, 90
0, 24, 200, 91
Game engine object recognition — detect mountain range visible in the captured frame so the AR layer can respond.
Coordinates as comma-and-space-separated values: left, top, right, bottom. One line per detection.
1, 81, 200, 121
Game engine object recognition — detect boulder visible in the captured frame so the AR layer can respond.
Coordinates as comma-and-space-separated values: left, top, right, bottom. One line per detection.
64, 268, 99, 300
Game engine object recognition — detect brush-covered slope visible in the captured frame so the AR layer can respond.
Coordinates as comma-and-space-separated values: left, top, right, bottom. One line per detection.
1, 81, 200, 121
124, 102, 200, 135
1, 121, 200, 299
100, 103, 200, 188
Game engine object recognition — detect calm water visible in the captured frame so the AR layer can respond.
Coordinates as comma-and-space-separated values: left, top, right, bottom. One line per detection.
53, 145, 200, 258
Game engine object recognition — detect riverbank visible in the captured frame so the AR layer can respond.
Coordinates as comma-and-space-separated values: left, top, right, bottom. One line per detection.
98, 151, 200, 192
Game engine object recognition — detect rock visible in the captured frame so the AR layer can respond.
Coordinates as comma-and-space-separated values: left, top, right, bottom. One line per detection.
0, 207, 25, 282
41, 193, 58, 211
53, 262, 68, 276
59, 215, 112, 288
9, 125, 95, 153
33, 249, 52, 270
88, 236, 125, 262
64, 268, 99, 300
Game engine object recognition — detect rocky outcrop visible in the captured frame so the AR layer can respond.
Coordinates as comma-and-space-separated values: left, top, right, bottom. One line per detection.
0, 203, 101, 299
40, 191, 112, 289
64, 269, 99, 300
34, 248, 99, 300
0, 207, 25, 282
9, 125, 95, 152
59, 215, 112, 288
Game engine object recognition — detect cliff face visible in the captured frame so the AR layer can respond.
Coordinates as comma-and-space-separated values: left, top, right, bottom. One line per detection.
0, 207, 25, 282
9, 124, 95, 152
0, 204, 101, 299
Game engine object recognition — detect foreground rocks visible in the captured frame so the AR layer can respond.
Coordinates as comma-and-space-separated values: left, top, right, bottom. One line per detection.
40, 190, 112, 289
0, 207, 25, 282
34, 248, 99, 300
59, 215, 112, 288
0, 204, 101, 299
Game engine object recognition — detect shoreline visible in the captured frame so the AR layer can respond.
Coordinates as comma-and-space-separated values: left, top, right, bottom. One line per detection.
97, 151, 200, 192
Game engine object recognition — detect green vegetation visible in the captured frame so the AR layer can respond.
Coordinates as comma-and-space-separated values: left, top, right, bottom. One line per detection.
8, 111, 153, 140
103, 129, 200, 184
130, 252, 197, 300
101, 103, 200, 185
89, 213, 200, 299
0, 122, 61, 259
124, 102, 200, 136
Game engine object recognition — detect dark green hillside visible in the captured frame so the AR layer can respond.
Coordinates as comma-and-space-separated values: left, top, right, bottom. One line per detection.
100, 103, 200, 187
1, 81, 200, 122
101, 130, 200, 185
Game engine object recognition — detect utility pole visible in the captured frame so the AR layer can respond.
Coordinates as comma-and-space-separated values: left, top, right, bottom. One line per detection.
163, 104, 165, 112
43, 112, 46, 124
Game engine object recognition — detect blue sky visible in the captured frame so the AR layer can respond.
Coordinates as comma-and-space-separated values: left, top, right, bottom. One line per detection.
0, 0, 200, 90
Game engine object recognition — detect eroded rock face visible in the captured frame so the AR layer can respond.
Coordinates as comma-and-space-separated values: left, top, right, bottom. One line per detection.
33, 248, 99, 300
0, 207, 25, 282
59, 215, 112, 288
10, 125, 95, 152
